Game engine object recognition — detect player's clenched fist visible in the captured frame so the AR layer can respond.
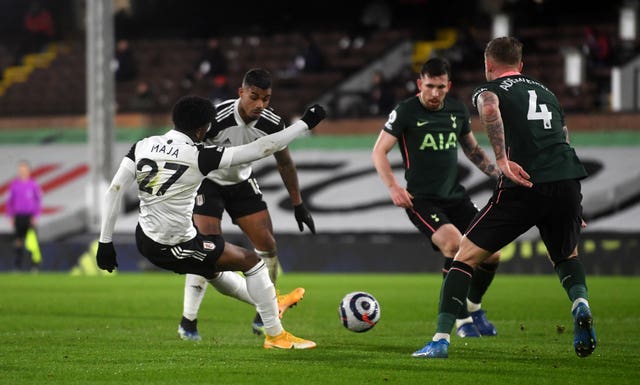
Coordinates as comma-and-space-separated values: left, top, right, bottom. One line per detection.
301, 104, 326, 129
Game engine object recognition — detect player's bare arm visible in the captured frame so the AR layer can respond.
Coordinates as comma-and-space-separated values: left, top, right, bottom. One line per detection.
372, 130, 413, 208
563, 125, 570, 143
477, 91, 505, 162
274, 147, 315, 233
459, 132, 500, 179
477, 90, 532, 187
274, 148, 302, 206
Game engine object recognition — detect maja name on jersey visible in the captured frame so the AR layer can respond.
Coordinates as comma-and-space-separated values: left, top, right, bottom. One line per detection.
150, 143, 180, 158
419, 131, 458, 151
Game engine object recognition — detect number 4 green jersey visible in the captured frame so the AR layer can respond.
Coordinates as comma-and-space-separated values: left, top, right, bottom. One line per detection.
471, 75, 587, 187
383, 95, 471, 200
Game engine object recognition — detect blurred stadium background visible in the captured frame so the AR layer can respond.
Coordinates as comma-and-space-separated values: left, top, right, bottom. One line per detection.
0, 0, 638, 274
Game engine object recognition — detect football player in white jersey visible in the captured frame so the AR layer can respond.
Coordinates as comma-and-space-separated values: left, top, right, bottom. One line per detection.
178, 68, 315, 339
96, 95, 325, 349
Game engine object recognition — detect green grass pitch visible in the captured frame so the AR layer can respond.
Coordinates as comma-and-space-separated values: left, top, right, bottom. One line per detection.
0, 272, 638, 385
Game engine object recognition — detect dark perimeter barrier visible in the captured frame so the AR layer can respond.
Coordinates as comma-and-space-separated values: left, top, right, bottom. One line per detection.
0, 232, 637, 275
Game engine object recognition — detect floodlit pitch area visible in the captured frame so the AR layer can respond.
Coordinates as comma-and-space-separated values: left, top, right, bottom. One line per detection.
0, 272, 637, 385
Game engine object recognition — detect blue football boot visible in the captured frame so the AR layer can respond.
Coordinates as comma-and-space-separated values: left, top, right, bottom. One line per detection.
470, 309, 497, 336
456, 322, 482, 338
412, 339, 449, 358
573, 304, 596, 357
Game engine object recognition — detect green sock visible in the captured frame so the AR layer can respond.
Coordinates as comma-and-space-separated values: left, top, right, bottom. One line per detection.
436, 312, 457, 334
468, 262, 499, 304
441, 258, 470, 319
555, 258, 588, 301
437, 261, 474, 333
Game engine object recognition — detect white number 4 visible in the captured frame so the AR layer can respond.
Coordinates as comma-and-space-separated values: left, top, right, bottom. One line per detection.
527, 90, 552, 129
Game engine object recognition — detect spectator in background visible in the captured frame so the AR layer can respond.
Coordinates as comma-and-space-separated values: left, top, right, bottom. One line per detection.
583, 26, 612, 70
208, 75, 234, 106
339, 0, 392, 54
294, 34, 326, 73
128, 81, 156, 111
6, 160, 42, 271
368, 70, 395, 116
582, 26, 614, 109
15, 1, 55, 64
442, 25, 484, 70
114, 39, 138, 82
182, 38, 229, 90
114, 6, 136, 40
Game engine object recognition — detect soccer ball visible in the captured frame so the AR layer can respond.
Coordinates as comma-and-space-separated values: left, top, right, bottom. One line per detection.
338, 291, 381, 332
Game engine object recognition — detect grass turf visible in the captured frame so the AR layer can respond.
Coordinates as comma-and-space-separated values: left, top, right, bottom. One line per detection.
0, 272, 638, 385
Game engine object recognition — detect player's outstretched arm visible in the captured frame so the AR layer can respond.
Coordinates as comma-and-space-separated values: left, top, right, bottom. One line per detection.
97, 157, 136, 272
219, 104, 326, 168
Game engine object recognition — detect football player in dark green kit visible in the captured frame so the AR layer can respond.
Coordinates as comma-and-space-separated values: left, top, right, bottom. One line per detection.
413, 37, 596, 359
372, 57, 501, 338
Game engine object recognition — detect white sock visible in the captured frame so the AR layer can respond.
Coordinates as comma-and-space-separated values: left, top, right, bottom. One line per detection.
255, 249, 279, 284
571, 298, 590, 312
455, 316, 474, 328
244, 260, 282, 336
467, 299, 481, 313
183, 274, 208, 321
209, 271, 255, 305
433, 333, 450, 343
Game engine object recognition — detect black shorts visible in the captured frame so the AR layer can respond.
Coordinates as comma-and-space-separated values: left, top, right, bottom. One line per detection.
14, 214, 32, 238
405, 196, 479, 250
466, 179, 583, 264
193, 178, 267, 221
135, 224, 225, 279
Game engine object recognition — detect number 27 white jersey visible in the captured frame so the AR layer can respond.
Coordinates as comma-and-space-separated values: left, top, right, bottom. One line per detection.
126, 129, 224, 245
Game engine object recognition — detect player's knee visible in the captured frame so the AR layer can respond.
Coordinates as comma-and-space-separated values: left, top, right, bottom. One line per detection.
439, 241, 459, 259
454, 238, 490, 267
237, 251, 261, 271
550, 246, 579, 266
485, 251, 500, 264
253, 234, 276, 253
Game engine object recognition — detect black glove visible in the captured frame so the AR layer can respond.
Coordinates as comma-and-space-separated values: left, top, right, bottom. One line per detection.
300, 104, 326, 129
96, 242, 118, 272
294, 203, 316, 234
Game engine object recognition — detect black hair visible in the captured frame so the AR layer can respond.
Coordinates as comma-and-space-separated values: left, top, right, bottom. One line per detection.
420, 57, 451, 78
171, 95, 216, 132
242, 68, 272, 90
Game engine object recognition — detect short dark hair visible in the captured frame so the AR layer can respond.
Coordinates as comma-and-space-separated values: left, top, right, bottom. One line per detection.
171, 95, 216, 132
420, 57, 451, 78
242, 68, 272, 90
485, 36, 523, 66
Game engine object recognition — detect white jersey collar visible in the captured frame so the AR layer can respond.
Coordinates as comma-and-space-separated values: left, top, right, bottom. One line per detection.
165, 129, 196, 145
